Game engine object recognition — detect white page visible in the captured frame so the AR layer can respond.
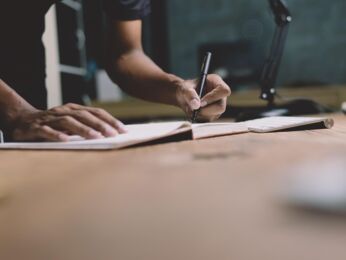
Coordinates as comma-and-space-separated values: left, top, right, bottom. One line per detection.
189, 116, 333, 138
0, 117, 333, 150
191, 122, 249, 139
246, 116, 333, 133
0, 122, 191, 150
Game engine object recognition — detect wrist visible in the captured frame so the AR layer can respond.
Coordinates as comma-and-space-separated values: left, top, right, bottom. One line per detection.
165, 74, 185, 108
0, 79, 38, 127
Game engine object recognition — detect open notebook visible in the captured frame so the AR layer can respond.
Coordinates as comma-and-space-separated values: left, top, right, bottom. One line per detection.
0, 116, 334, 150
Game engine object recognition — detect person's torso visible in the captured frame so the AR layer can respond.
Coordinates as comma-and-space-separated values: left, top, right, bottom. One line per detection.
0, 0, 150, 109
0, 0, 58, 109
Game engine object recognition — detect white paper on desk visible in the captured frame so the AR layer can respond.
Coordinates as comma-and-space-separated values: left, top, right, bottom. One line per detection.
0, 116, 334, 150
245, 116, 334, 133
191, 122, 249, 139
190, 116, 334, 139
0, 122, 191, 150
0, 121, 249, 150
191, 116, 333, 138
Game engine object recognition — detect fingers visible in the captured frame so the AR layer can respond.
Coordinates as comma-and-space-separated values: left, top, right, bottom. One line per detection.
12, 125, 69, 142
200, 98, 227, 116
37, 125, 70, 142
84, 108, 127, 134
188, 74, 230, 122
177, 75, 230, 121
180, 81, 201, 111
65, 103, 127, 134
10, 103, 127, 142
46, 116, 105, 140
49, 103, 127, 138
197, 99, 227, 122
200, 74, 231, 108
59, 109, 119, 137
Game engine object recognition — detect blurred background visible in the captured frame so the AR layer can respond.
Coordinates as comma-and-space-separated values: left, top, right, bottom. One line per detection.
43, 0, 346, 122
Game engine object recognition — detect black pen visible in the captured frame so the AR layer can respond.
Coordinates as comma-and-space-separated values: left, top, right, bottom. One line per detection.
191, 52, 212, 123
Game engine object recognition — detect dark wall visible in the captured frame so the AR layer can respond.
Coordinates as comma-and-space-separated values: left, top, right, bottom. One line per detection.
165, 0, 346, 87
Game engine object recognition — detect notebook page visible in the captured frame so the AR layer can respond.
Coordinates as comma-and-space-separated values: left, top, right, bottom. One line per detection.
191, 122, 249, 139
246, 116, 334, 133
0, 122, 191, 150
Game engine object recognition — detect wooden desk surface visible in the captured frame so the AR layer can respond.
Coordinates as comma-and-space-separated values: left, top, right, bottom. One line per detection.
1, 114, 346, 260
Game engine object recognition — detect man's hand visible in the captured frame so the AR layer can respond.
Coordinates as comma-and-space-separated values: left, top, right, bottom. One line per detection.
176, 74, 231, 122
6, 103, 126, 142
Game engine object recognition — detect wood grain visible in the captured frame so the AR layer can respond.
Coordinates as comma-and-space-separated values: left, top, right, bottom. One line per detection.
0, 114, 346, 260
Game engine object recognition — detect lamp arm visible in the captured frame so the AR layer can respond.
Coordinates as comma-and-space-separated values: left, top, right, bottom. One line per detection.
260, 0, 292, 106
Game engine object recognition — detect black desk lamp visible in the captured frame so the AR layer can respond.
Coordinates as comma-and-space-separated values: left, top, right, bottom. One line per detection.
260, 0, 291, 106
235, 0, 330, 122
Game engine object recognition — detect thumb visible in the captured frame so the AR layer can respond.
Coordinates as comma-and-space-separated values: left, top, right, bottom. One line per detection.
183, 87, 201, 110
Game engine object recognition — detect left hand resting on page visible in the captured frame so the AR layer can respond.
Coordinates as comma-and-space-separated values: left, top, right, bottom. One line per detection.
6, 103, 126, 142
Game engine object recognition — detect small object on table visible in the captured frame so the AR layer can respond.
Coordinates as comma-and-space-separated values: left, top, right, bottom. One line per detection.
280, 155, 346, 214
342, 102, 346, 115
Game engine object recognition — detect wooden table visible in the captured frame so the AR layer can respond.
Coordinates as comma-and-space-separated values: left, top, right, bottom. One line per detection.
1, 114, 346, 260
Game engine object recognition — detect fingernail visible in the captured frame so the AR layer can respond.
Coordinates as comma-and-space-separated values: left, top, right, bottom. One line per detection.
118, 127, 128, 134
201, 101, 208, 107
104, 125, 118, 137
89, 130, 104, 139
58, 134, 69, 142
190, 99, 200, 110
117, 121, 128, 133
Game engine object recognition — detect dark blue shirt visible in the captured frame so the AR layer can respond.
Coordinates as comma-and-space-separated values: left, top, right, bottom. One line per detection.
0, 0, 151, 109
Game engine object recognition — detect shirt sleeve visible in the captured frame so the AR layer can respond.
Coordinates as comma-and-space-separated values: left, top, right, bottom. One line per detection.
102, 0, 151, 20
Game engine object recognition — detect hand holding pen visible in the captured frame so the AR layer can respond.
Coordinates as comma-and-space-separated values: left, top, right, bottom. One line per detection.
174, 52, 231, 123
191, 52, 212, 123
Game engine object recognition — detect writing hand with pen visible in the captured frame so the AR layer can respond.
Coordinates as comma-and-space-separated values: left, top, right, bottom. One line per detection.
176, 53, 231, 123
176, 75, 231, 122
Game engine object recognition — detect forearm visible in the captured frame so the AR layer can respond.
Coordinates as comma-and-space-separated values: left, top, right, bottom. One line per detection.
0, 79, 36, 128
105, 20, 231, 123
107, 49, 183, 106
